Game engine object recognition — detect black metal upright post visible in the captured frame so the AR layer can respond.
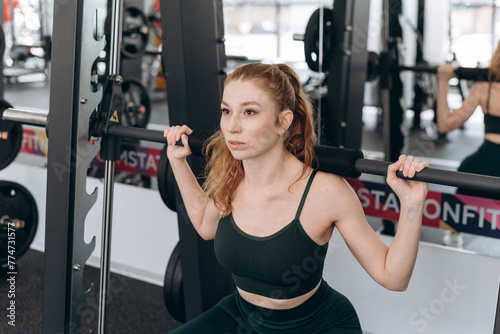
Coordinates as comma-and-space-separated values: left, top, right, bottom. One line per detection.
411, 0, 426, 130
380, 0, 404, 162
159, 0, 233, 322
0, 1, 4, 99
42, 0, 105, 332
388, 0, 404, 161
42, 1, 82, 331
323, 0, 370, 149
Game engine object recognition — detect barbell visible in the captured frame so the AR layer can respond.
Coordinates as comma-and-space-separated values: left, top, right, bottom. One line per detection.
86, 124, 500, 200
300, 7, 492, 82
0, 78, 151, 171
2, 105, 500, 202
371, 55, 492, 83
155, 129, 500, 211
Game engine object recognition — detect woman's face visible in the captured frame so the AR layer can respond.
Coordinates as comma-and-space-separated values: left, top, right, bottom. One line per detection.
220, 79, 286, 161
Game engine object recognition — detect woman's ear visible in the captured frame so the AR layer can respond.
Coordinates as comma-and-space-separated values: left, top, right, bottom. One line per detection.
280, 109, 294, 130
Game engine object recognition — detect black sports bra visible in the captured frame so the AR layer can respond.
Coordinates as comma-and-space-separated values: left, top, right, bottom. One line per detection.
484, 81, 500, 135
214, 170, 329, 299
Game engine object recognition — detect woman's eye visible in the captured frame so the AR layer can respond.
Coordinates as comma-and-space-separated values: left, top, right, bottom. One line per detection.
221, 108, 230, 115
244, 109, 255, 116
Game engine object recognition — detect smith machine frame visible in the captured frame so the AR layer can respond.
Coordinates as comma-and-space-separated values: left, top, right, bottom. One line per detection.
41, 0, 231, 333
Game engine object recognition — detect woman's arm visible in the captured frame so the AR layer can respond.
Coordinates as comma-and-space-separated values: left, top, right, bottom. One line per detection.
333, 155, 429, 291
164, 125, 221, 240
437, 64, 481, 133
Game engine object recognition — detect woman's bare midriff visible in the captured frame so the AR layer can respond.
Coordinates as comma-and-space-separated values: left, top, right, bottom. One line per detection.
485, 133, 500, 144
237, 280, 322, 310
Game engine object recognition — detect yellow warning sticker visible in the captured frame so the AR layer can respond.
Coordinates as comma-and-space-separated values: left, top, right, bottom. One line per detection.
110, 110, 119, 122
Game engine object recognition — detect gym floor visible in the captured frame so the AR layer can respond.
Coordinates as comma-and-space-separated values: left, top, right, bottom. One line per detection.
0, 249, 182, 333
0, 75, 497, 333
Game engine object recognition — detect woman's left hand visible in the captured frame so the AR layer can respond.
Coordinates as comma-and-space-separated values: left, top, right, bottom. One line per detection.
387, 155, 430, 205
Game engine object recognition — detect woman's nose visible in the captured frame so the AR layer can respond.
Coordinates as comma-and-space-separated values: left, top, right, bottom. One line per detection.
226, 114, 241, 133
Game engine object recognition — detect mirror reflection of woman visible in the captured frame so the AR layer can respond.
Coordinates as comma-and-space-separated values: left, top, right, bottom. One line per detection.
165, 63, 429, 333
437, 41, 500, 247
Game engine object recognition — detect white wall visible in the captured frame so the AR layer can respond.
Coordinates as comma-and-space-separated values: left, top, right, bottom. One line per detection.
423, 1, 450, 65
0, 157, 179, 286
402, 0, 418, 110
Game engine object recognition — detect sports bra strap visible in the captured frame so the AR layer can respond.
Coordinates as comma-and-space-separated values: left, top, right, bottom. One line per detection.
487, 81, 493, 114
295, 170, 318, 219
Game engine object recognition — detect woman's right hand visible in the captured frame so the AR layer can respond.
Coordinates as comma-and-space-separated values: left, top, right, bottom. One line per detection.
437, 63, 457, 82
164, 125, 193, 160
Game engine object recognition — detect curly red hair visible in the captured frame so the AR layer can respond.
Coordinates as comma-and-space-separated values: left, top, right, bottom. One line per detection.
202, 63, 317, 216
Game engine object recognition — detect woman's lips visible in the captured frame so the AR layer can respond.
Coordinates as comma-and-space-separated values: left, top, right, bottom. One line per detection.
228, 140, 244, 149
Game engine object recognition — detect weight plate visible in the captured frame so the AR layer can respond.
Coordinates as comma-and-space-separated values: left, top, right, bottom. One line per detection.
158, 145, 177, 212
163, 242, 185, 323
304, 8, 334, 72
121, 6, 149, 59
122, 79, 151, 128
0, 100, 22, 171
0, 181, 38, 266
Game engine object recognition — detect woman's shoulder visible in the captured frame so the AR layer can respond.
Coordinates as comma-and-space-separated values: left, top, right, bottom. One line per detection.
313, 169, 344, 183
464, 82, 489, 104
311, 170, 356, 198
470, 81, 489, 93
306, 170, 360, 215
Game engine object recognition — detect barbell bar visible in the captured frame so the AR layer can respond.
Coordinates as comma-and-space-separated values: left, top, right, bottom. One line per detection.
369, 53, 492, 82
0, 106, 48, 171
2, 107, 48, 127
394, 64, 491, 82
162, 129, 500, 195
2, 106, 500, 195
353, 157, 500, 192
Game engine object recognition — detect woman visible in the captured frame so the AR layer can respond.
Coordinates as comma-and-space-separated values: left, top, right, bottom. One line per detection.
164, 63, 429, 333
437, 43, 500, 248
437, 42, 500, 200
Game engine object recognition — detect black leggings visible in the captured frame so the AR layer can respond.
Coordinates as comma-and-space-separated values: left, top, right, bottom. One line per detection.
169, 280, 361, 334
457, 140, 500, 200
